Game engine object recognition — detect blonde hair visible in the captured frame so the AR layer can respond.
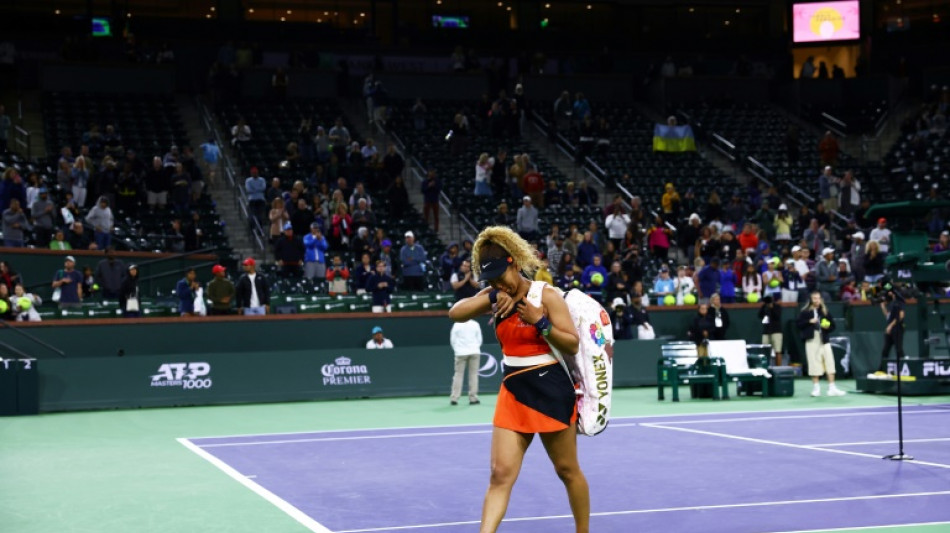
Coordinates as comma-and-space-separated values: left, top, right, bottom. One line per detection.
472, 226, 541, 279
802, 291, 828, 314
477, 153, 490, 165
865, 240, 879, 255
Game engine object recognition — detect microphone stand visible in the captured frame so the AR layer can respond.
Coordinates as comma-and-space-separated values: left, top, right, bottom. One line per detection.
883, 315, 912, 461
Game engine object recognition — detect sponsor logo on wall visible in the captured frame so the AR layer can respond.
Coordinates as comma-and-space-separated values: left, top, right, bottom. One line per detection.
479, 352, 500, 378
150, 362, 212, 389
322, 356, 371, 386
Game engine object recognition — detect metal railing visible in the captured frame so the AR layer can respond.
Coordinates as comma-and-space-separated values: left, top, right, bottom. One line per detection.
0, 322, 66, 358
820, 112, 848, 138
13, 125, 30, 159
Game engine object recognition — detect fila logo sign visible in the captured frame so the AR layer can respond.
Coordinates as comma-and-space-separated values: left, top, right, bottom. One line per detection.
923, 361, 950, 377
150, 362, 213, 389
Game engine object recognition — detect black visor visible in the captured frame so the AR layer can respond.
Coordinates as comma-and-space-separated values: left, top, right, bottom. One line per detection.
479, 256, 512, 281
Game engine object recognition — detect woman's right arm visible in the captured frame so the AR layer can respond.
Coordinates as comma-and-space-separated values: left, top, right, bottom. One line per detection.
448, 287, 493, 322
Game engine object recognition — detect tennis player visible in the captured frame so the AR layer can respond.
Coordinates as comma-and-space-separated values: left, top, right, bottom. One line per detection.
449, 226, 589, 533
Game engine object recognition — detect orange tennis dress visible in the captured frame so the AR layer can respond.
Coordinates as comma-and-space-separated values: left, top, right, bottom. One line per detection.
493, 311, 577, 433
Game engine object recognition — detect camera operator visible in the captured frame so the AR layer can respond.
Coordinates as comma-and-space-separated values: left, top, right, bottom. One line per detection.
877, 281, 905, 373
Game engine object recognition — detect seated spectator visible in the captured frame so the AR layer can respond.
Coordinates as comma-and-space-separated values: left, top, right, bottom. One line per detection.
275, 222, 304, 277
557, 267, 580, 292
544, 181, 562, 207
326, 255, 351, 295
493, 202, 511, 226
351, 226, 373, 257
231, 117, 251, 146
366, 325, 394, 349
68, 221, 94, 250
351, 198, 376, 232
49, 228, 71, 250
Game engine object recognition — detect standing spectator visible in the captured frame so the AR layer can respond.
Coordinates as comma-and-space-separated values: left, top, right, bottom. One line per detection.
303, 223, 328, 281
576, 231, 599, 269
553, 90, 572, 133
774, 204, 794, 250
207, 264, 235, 315
326, 255, 351, 295
449, 318, 483, 405
451, 259, 481, 301
84, 196, 114, 250
741, 263, 763, 301
837, 170, 861, 216
382, 144, 405, 182
440, 243, 461, 291
818, 166, 837, 212
94, 247, 126, 300
474, 153, 494, 197
275, 222, 305, 277
353, 252, 374, 294
816, 248, 840, 301
759, 295, 784, 365
169, 163, 191, 217
329, 203, 353, 251
2, 198, 30, 247
803, 219, 830, 258
387, 175, 410, 215
661, 183, 681, 220
762, 257, 784, 300
605, 204, 631, 252
245, 167, 267, 225
0, 168, 26, 212
797, 292, 846, 396
630, 297, 654, 339
176, 268, 198, 316
235, 257, 269, 315
515, 196, 539, 242
697, 256, 720, 299
145, 156, 169, 212
268, 197, 289, 244
422, 169, 441, 231
30, 187, 55, 247
366, 326, 394, 349
71, 158, 90, 208
52, 256, 83, 309
119, 264, 141, 317
653, 266, 675, 305
719, 258, 738, 303
647, 215, 671, 260
674, 265, 695, 305
737, 222, 759, 253
869, 218, 891, 254
818, 131, 840, 167
400, 231, 427, 291
199, 138, 221, 187
328, 117, 351, 161
491, 149, 508, 197
367, 260, 395, 312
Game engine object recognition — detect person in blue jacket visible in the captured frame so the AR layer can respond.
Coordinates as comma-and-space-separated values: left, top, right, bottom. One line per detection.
580, 254, 609, 302
718, 259, 738, 303
303, 222, 329, 281
400, 230, 427, 291
177, 267, 198, 317
366, 260, 395, 312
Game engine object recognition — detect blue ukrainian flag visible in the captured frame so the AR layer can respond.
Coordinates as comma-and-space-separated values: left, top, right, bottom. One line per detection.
652, 124, 697, 152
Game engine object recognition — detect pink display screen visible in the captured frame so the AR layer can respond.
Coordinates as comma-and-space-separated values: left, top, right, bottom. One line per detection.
792, 1, 860, 43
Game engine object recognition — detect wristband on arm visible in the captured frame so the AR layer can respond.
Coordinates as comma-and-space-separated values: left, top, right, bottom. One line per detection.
488, 289, 499, 305
534, 315, 552, 336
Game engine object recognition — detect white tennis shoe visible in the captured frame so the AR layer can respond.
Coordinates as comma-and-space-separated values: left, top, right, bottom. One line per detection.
811, 385, 821, 397
827, 387, 847, 397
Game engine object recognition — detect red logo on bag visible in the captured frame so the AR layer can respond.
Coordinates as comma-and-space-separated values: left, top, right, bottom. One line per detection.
600, 309, 610, 326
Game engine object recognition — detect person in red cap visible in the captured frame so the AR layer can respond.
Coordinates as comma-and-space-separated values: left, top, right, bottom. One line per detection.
235, 257, 270, 315
869, 217, 891, 254
207, 264, 235, 315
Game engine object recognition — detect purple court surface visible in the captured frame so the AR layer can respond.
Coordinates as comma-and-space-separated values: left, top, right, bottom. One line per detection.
181, 405, 950, 533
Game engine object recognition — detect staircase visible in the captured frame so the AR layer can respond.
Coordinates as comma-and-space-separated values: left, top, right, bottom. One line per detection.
176, 94, 260, 260
14, 92, 46, 160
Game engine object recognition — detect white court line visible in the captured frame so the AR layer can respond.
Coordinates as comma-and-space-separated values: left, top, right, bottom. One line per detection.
807, 438, 950, 447
641, 409, 949, 425
196, 429, 494, 448
641, 423, 950, 470
176, 438, 332, 533
766, 520, 950, 533
182, 403, 948, 441
334, 491, 950, 533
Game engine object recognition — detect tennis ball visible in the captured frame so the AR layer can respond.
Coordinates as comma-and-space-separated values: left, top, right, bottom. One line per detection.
684, 293, 697, 305
769, 279, 780, 288
820, 318, 831, 328
0, 300, 8, 314
92, 283, 100, 291
747, 292, 760, 303
663, 294, 675, 306
17, 297, 31, 311
591, 272, 604, 286
572, 280, 580, 287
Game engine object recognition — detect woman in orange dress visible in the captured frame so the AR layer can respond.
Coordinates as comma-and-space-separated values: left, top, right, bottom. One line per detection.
449, 226, 588, 533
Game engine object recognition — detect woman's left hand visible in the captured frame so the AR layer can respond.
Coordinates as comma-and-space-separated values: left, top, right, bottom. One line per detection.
517, 298, 544, 326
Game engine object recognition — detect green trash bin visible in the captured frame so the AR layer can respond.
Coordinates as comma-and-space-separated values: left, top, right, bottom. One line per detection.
0, 358, 17, 416
16, 359, 39, 415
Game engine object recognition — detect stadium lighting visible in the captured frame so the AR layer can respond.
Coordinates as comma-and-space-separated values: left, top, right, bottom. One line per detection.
545, 3, 551, 7
248, 8, 254, 13
587, 4, 592, 10
54, 9, 60, 14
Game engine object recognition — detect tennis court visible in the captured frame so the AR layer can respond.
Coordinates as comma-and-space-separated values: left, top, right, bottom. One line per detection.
3, 384, 950, 532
